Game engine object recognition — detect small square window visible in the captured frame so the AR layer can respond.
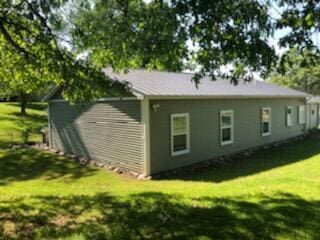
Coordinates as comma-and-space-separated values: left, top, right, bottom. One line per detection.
173, 135, 187, 152
263, 122, 269, 133
222, 128, 232, 142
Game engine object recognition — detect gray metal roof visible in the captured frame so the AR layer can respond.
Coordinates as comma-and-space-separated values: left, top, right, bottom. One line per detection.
42, 86, 60, 101
103, 68, 309, 98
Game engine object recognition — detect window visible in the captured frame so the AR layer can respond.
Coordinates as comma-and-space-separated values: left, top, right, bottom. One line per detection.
261, 108, 271, 136
220, 110, 234, 145
298, 105, 306, 124
286, 106, 293, 127
171, 113, 190, 156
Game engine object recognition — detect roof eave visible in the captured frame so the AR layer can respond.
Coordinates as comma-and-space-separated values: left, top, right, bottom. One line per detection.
42, 86, 61, 102
42, 86, 145, 101
145, 94, 309, 100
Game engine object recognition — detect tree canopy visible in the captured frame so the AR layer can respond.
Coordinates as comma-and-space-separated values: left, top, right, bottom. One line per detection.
269, 48, 320, 95
0, 38, 50, 114
0, 0, 129, 106
0, 0, 319, 101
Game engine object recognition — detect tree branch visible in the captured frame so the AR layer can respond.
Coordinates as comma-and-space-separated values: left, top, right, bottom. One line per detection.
26, 1, 64, 61
0, 20, 30, 57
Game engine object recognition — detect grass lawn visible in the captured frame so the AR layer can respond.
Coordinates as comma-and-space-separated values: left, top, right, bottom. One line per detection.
0, 102, 320, 239
0, 102, 47, 145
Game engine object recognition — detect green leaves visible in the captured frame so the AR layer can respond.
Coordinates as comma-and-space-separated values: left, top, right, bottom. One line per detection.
0, 0, 320, 102
269, 48, 320, 95
71, 0, 188, 73
0, 0, 129, 104
172, 0, 276, 82
276, 0, 320, 50
305, 13, 314, 27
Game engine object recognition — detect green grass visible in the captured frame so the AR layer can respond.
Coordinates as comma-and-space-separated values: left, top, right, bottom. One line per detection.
0, 102, 47, 145
0, 102, 320, 239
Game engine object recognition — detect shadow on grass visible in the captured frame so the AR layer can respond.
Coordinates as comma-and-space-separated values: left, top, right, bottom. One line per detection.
0, 103, 47, 144
0, 192, 319, 239
8, 102, 47, 112
0, 148, 96, 185
8, 110, 47, 131
164, 138, 320, 183
0, 113, 47, 136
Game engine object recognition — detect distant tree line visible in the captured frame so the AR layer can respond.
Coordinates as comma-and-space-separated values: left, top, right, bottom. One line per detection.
269, 49, 320, 96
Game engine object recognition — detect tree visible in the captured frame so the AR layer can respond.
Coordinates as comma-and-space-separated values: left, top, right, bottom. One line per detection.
71, 0, 276, 83
0, 0, 129, 106
276, 0, 320, 74
0, 0, 319, 102
71, 0, 188, 73
0, 48, 49, 114
269, 48, 320, 95
71, 0, 320, 83
276, 0, 320, 51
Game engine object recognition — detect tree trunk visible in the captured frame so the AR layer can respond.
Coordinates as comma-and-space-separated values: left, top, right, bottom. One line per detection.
20, 93, 28, 115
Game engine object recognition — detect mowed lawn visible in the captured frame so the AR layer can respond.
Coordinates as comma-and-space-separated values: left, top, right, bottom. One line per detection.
0, 103, 320, 240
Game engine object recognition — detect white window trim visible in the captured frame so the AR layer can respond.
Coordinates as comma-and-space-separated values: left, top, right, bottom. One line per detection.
171, 113, 190, 157
261, 107, 271, 136
298, 105, 306, 124
220, 110, 234, 146
286, 106, 293, 127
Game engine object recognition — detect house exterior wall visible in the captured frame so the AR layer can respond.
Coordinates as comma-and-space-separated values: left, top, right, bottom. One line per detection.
149, 98, 306, 174
49, 100, 144, 173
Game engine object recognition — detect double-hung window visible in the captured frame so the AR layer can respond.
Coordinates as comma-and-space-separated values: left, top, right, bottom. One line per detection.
298, 105, 306, 124
262, 108, 271, 136
286, 106, 293, 127
220, 110, 234, 145
171, 113, 190, 156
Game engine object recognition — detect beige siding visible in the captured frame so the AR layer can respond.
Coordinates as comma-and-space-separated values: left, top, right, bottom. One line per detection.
49, 100, 143, 173
149, 98, 306, 174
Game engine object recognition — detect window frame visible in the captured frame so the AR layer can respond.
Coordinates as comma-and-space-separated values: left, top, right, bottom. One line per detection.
220, 110, 234, 146
298, 105, 306, 124
170, 113, 190, 157
261, 107, 271, 137
286, 106, 293, 127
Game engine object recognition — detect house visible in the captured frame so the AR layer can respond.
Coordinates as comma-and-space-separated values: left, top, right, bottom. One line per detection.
44, 69, 312, 177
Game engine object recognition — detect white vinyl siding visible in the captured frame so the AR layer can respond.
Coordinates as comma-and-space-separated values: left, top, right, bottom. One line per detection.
261, 107, 271, 136
298, 105, 306, 124
171, 113, 190, 156
220, 110, 234, 145
286, 106, 293, 127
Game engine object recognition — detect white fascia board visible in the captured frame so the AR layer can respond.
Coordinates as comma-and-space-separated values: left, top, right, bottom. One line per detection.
131, 90, 145, 99
145, 95, 309, 100
50, 97, 140, 103
42, 86, 61, 102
